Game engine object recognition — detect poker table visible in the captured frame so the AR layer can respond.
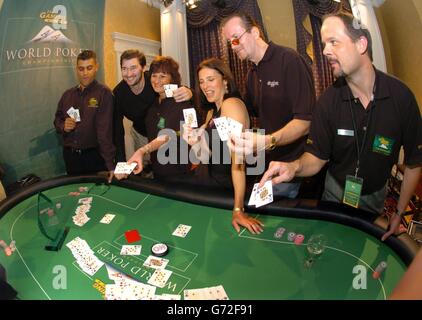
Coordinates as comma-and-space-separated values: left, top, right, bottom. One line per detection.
0, 175, 418, 300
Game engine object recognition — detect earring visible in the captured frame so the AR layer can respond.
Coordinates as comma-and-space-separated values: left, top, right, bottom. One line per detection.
224, 82, 229, 94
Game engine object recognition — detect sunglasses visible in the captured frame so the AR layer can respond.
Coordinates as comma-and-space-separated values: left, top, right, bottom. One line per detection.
228, 30, 248, 46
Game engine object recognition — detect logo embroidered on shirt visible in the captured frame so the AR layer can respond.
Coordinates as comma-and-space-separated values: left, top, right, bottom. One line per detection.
267, 81, 279, 88
372, 135, 394, 156
88, 97, 98, 107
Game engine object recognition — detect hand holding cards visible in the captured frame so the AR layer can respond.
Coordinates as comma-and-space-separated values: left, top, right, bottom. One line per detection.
114, 162, 137, 175
164, 84, 178, 98
248, 181, 274, 208
67, 107, 81, 122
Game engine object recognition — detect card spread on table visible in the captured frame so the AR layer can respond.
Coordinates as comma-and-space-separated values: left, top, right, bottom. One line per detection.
248, 181, 273, 208
147, 268, 172, 288
66, 237, 104, 276
67, 107, 81, 122
164, 84, 178, 98
183, 108, 198, 128
172, 224, 192, 238
114, 162, 137, 174
100, 213, 116, 224
143, 255, 169, 269
120, 245, 142, 256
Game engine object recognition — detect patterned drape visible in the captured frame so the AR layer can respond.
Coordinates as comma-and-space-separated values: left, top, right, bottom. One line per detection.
187, 0, 267, 98
292, 0, 352, 98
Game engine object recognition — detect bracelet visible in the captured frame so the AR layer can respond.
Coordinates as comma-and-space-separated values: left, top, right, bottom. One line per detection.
266, 134, 276, 151
233, 207, 244, 213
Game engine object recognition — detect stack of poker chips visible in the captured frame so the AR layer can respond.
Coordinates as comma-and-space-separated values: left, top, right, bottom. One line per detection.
287, 232, 296, 242
294, 234, 305, 245
274, 227, 286, 239
372, 261, 387, 279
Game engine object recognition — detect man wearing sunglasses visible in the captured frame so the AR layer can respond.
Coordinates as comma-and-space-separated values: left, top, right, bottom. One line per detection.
222, 12, 316, 199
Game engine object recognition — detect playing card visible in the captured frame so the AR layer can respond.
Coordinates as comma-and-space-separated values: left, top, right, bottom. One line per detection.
213, 117, 229, 141
114, 162, 137, 174
78, 197, 93, 205
183, 108, 198, 128
172, 224, 192, 238
147, 269, 172, 288
161, 293, 181, 300
248, 183, 259, 206
120, 245, 142, 256
164, 84, 178, 98
255, 180, 274, 208
227, 117, 243, 137
67, 107, 81, 122
183, 288, 205, 300
143, 255, 169, 269
100, 213, 116, 224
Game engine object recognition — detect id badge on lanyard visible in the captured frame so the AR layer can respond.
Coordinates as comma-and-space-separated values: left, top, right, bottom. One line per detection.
343, 175, 363, 208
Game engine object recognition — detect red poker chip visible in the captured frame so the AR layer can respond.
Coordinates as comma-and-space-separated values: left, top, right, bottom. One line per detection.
151, 243, 169, 257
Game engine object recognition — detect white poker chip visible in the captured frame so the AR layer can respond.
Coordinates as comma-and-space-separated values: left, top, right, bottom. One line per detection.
151, 243, 168, 257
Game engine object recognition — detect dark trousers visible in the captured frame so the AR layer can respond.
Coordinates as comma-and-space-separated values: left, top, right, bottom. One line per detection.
63, 147, 107, 175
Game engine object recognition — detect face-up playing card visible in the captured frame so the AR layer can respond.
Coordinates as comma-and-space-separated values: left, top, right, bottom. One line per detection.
226, 117, 243, 137
67, 107, 81, 122
213, 116, 230, 141
255, 180, 274, 208
164, 84, 178, 98
114, 162, 137, 174
78, 197, 93, 205
147, 268, 172, 288
248, 183, 259, 206
143, 255, 169, 269
184, 288, 205, 300
172, 224, 192, 238
120, 245, 142, 256
100, 213, 116, 224
183, 108, 198, 128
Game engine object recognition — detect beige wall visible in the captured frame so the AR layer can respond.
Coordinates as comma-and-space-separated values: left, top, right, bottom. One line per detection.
377, 0, 422, 110
258, 0, 296, 49
104, 0, 160, 88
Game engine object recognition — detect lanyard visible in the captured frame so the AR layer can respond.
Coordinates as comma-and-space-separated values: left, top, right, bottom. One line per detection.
347, 88, 375, 178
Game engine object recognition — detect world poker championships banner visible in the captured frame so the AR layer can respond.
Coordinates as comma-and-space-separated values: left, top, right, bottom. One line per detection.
0, 0, 105, 184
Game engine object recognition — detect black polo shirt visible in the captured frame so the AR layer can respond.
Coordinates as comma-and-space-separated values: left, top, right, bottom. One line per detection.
145, 98, 192, 178
245, 42, 315, 164
306, 69, 422, 195
113, 71, 156, 161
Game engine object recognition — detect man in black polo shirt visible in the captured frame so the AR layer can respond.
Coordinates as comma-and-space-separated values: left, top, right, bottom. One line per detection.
259, 13, 422, 240
54, 50, 116, 181
222, 12, 315, 199
113, 49, 193, 163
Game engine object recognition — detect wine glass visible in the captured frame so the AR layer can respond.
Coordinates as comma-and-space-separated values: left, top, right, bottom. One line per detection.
304, 234, 327, 268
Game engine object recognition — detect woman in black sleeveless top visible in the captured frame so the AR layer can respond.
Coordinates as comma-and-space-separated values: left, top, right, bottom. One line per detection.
183, 58, 264, 234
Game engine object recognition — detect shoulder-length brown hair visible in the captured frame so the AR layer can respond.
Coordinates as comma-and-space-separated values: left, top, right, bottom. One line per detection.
149, 56, 182, 86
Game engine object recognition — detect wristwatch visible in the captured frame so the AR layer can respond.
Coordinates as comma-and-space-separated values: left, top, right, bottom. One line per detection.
267, 134, 276, 151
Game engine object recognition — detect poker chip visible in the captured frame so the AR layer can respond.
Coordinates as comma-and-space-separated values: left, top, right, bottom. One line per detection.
294, 234, 304, 245
151, 243, 169, 257
274, 227, 286, 239
56, 202, 62, 209
287, 232, 296, 242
